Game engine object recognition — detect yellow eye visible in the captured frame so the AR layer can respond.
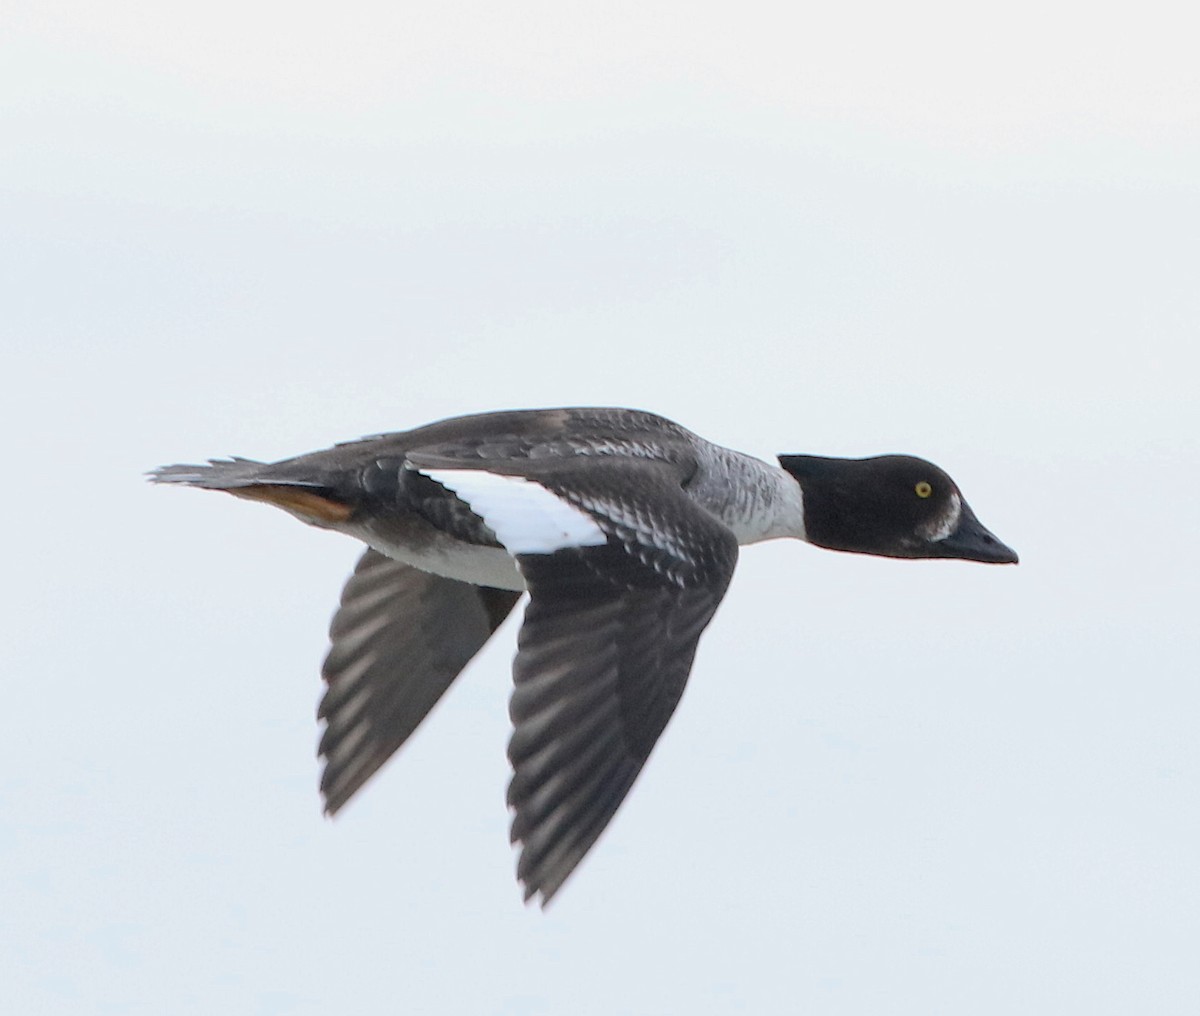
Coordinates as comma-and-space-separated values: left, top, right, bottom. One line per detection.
915, 481, 933, 498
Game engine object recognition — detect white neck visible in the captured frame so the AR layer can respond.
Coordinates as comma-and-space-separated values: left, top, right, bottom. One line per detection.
691, 447, 807, 546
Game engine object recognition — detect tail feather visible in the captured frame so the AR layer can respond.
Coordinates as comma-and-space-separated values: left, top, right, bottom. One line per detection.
149, 458, 356, 524
148, 457, 313, 490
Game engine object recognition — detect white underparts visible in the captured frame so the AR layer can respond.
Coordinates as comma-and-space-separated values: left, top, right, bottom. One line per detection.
422, 468, 608, 555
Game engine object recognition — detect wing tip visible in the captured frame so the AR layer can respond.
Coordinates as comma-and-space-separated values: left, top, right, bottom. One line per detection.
517, 867, 569, 909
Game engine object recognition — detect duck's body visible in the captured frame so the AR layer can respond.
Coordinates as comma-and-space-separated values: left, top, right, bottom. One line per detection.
161, 408, 806, 589
152, 407, 1016, 904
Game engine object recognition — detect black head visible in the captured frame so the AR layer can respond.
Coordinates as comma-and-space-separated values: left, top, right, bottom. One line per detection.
778, 454, 1018, 564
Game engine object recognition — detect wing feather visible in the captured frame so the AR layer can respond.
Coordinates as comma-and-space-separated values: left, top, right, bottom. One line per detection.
500, 463, 739, 904
318, 549, 521, 814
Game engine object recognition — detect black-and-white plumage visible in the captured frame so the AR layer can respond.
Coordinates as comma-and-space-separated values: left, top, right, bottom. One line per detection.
151, 406, 1017, 904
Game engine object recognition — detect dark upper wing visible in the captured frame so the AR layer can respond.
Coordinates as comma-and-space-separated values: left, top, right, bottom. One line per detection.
318, 549, 521, 814
377, 406, 698, 468
496, 464, 740, 905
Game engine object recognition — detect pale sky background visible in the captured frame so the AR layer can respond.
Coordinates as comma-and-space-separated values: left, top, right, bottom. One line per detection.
3, 2, 1198, 1013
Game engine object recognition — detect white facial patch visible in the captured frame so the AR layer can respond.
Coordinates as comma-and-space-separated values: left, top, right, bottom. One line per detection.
422, 468, 607, 555
924, 490, 963, 542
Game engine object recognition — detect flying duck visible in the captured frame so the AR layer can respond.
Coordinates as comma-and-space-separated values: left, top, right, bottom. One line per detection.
151, 407, 1017, 904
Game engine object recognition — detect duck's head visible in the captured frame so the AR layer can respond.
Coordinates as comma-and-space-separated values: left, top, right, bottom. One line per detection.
778, 454, 1018, 564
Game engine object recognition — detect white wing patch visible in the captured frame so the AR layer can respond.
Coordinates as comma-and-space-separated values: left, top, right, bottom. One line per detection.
422, 468, 607, 555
